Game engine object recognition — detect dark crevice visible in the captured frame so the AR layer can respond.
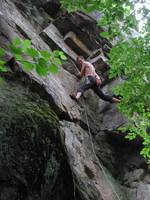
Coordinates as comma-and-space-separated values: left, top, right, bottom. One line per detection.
59, 112, 94, 134
40, 32, 60, 51
16, 25, 30, 40
58, 112, 73, 122
41, 1, 60, 18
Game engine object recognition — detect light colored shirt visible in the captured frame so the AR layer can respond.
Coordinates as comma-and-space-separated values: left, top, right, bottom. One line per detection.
80, 61, 100, 79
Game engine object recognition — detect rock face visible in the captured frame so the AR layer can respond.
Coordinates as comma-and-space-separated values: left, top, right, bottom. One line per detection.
0, 80, 75, 200
0, 0, 150, 200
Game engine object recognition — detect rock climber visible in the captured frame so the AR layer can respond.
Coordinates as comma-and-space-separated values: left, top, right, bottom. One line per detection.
70, 56, 121, 103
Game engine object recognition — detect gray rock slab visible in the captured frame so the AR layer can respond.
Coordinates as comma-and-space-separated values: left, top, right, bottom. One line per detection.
137, 182, 150, 200
4, 0, 50, 50
41, 24, 78, 60
64, 31, 92, 57
60, 120, 126, 200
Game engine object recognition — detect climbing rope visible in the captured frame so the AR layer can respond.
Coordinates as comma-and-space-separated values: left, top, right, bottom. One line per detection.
82, 98, 122, 200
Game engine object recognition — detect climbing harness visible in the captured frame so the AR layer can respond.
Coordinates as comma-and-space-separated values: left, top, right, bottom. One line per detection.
82, 98, 122, 200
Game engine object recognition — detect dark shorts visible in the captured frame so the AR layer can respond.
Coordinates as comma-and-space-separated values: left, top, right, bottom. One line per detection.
77, 76, 113, 103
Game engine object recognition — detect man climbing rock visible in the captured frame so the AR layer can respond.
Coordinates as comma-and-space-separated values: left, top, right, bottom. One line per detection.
70, 56, 121, 103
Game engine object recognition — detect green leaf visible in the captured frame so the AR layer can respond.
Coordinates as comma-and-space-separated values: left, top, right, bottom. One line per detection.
60, 54, 67, 60
59, 51, 64, 55
0, 60, 6, 65
40, 50, 51, 59
49, 63, 58, 74
26, 48, 39, 57
12, 37, 22, 46
22, 40, 31, 51
98, 17, 107, 26
15, 54, 23, 60
36, 65, 48, 76
53, 50, 61, 57
100, 31, 109, 38
21, 61, 35, 71
0, 48, 5, 57
85, 5, 97, 13
10, 44, 22, 55
0, 66, 7, 72
53, 57, 62, 65
38, 58, 47, 67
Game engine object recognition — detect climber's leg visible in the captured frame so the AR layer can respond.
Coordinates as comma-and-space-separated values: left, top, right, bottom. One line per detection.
93, 85, 121, 103
70, 76, 94, 101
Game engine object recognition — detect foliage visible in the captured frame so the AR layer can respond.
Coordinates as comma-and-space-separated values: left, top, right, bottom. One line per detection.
61, 0, 150, 165
60, 0, 138, 39
108, 33, 150, 163
0, 37, 67, 75
108, 3, 150, 164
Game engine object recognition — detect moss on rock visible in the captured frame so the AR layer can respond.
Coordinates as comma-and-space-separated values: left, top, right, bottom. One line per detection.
0, 80, 74, 200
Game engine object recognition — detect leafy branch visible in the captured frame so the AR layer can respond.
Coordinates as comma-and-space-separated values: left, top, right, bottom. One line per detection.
0, 37, 67, 75
60, 0, 138, 40
108, 35, 150, 165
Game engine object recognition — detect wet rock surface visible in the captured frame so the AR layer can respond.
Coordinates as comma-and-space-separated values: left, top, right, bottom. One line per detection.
0, 0, 150, 200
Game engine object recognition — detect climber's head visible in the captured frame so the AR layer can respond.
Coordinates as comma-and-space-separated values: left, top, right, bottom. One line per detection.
76, 56, 84, 65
